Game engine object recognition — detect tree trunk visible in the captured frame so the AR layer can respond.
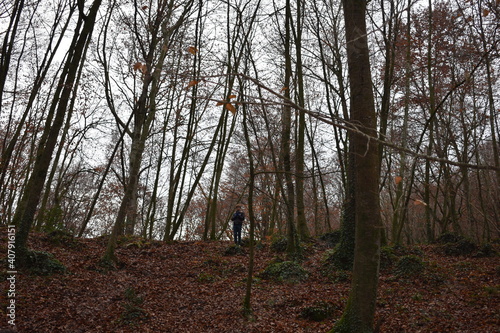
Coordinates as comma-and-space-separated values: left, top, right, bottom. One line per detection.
13, 0, 102, 261
294, 0, 309, 240
282, 0, 299, 257
331, 0, 382, 331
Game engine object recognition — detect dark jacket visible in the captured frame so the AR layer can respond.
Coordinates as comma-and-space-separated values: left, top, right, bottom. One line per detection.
231, 211, 245, 225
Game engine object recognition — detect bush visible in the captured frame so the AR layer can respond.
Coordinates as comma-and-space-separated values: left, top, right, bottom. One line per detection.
436, 232, 464, 244
25, 250, 66, 275
322, 246, 353, 271
224, 244, 245, 256
328, 270, 351, 283
43, 230, 79, 248
260, 261, 308, 283
270, 236, 288, 253
119, 287, 148, 325
320, 230, 342, 248
379, 246, 398, 270
197, 272, 217, 283
475, 243, 498, 258
241, 237, 258, 247
299, 301, 335, 322
442, 239, 477, 256
394, 255, 425, 278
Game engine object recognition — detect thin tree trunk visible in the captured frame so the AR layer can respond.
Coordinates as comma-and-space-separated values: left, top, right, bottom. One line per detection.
282, 0, 299, 257
294, 0, 309, 240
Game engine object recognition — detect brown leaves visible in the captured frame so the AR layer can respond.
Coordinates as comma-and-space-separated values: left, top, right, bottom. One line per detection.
225, 103, 236, 114
133, 62, 147, 74
14, 232, 500, 333
216, 95, 238, 115
187, 46, 198, 55
185, 80, 200, 89
413, 199, 427, 206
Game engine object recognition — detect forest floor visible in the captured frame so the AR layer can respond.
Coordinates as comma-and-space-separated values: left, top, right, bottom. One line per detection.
1, 229, 499, 333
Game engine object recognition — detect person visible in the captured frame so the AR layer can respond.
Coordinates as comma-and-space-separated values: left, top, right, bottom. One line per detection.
231, 205, 245, 245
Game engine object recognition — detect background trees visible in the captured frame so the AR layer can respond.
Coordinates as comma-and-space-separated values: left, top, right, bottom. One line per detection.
1, 0, 498, 252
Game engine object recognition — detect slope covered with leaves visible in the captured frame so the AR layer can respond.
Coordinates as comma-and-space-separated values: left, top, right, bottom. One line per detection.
1, 229, 498, 332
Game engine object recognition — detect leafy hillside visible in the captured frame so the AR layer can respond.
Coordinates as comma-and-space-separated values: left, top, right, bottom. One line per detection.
1, 230, 498, 332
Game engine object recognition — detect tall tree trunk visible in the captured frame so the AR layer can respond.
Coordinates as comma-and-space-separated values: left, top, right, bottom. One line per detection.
13, 0, 102, 261
392, 1, 411, 245
424, 0, 436, 242
0, 0, 24, 111
241, 80, 256, 317
294, 0, 309, 240
282, 0, 299, 257
331, 0, 382, 331
103, 0, 194, 260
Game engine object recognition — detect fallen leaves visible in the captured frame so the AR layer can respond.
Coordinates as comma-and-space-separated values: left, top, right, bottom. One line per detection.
6, 231, 499, 333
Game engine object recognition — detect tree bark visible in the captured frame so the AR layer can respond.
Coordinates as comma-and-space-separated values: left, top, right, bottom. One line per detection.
13, 0, 102, 260
331, 0, 382, 331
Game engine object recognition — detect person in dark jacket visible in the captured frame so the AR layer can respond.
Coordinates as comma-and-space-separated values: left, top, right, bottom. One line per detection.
231, 205, 245, 245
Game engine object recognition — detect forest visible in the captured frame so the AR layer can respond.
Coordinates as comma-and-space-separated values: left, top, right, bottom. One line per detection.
1, 0, 499, 332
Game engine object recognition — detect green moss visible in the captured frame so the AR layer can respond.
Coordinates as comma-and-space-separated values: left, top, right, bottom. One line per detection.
475, 243, 498, 258
270, 236, 288, 253
329, 306, 373, 333
322, 245, 354, 271
224, 244, 245, 256
442, 239, 477, 256
260, 261, 308, 283
320, 230, 342, 248
43, 230, 80, 248
119, 287, 148, 326
436, 232, 463, 244
25, 250, 66, 275
300, 301, 335, 322
394, 255, 425, 278
379, 246, 398, 270
197, 272, 217, 283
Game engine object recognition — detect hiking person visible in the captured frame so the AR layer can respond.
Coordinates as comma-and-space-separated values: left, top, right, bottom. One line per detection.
231, 205, 245, 245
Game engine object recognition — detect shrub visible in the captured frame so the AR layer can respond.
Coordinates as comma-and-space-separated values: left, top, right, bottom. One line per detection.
260, 261, 308, 283
436, 232, 464, 244
475, 243, 498, 258
328, 270, 351, 283
197, 272, 217, 283
119, 287, 148, 325
43, 230, 79, 248
299, 301, 335, 322
25, 250, 66, 275
224, 244, 245, 256
270, 236, 288, 253
322, 246, 353, 271
320, 230, 342, 248
442, 239, 477, 256
394, 255, 425, 278
241, 237, 258, 247
379, 246, 398, 270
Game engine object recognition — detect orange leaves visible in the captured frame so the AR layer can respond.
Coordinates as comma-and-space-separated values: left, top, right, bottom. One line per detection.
185, 80, 200, 89
413, 199, 427, 206
216, 94, 238, 115
225, 103, 236, 115
482, 9, 490, 17
187, 46, 198, 55
133, 62, 148, 74
394, 176, 403, 185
